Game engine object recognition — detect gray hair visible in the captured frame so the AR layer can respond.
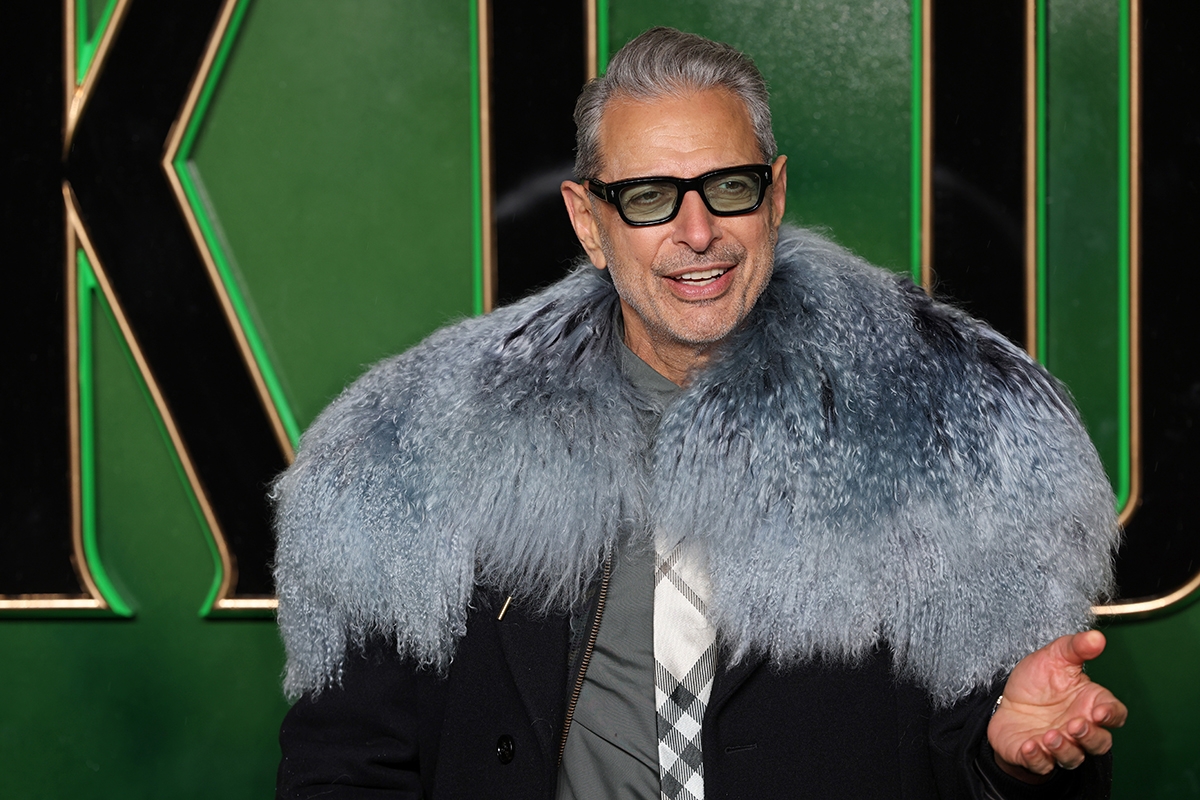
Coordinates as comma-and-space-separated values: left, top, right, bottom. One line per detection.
573, 27, 777, 179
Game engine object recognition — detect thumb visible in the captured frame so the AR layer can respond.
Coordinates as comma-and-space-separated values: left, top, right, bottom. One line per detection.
1061, 630, 1106, 666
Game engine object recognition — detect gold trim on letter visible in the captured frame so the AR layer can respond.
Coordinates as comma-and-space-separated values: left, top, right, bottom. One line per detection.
920, 0, 934, 291
1098, 0, 1163, 617
586, 0, 598, 81
0, 198, 108, 611
161, 0, 295, 461
64, 185, 240, 611
478, 0, 496, 313
64, 0, 132, 153
1095, 571, 1200, 618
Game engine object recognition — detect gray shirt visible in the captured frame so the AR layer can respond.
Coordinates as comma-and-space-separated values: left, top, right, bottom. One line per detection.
555, 340, 680, 800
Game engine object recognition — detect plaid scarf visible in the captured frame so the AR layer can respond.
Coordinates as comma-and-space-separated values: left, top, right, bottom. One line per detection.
654, 541, 715, 800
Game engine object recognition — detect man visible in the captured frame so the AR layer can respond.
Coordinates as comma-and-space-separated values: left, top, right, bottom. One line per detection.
274, 27, 1125, 799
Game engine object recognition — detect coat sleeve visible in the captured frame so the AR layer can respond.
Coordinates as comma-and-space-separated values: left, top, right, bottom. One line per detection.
928, 685, 1112, 800
277, 638, 445, 799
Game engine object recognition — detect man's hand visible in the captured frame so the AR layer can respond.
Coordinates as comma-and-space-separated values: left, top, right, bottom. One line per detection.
987, 631, 1128, 782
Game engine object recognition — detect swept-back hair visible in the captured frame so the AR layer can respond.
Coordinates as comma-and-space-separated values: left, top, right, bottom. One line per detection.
573, 26, 777, 179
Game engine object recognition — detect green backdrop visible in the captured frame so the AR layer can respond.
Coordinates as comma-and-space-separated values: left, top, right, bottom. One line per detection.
2, 1, 1195, 797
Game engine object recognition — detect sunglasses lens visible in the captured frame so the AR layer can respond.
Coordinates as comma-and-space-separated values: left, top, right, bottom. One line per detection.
617, 181, 680, 223
605, 167, 768, 224
704, 170, 763, 213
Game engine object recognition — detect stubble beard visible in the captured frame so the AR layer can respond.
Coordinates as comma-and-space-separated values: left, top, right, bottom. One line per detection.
596, 220, 778, 350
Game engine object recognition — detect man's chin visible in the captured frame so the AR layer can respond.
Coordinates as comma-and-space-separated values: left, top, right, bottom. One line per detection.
657, 318, 743, 349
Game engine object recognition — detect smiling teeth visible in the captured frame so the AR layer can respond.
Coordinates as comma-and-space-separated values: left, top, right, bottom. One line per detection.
676, 268, 728, 283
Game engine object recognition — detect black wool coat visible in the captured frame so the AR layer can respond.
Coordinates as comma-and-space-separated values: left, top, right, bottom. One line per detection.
274, 228, 1117, 800
276, 588, 1110, 800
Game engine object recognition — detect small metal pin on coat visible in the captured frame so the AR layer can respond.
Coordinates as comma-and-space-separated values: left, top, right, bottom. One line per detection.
497, 595, 513, 620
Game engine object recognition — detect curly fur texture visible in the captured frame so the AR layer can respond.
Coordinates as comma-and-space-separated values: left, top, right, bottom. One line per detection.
273, 226, 1118, 704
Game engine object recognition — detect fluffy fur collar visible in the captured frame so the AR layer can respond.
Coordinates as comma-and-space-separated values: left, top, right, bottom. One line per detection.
273, 226, 1118, 703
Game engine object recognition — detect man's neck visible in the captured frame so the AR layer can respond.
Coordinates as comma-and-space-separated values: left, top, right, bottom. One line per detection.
619, 311, 711, 387
623, 339, 705, 387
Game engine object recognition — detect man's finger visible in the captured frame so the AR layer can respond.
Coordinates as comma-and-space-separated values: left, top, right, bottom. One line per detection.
1088, 698, 1129, 729
1044, 729, 1087, 770
1062, 630, 1107, 665
1065, 718, 1114, 755
1009, 737, 1058, 776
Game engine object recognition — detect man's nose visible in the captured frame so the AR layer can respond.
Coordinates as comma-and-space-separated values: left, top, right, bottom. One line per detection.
671, 189, 719, 251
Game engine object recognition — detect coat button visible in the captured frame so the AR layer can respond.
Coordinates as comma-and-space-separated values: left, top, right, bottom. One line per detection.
496, 734, 515, 764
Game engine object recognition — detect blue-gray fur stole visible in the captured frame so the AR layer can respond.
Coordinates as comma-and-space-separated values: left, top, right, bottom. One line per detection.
272, 226, 1118, 704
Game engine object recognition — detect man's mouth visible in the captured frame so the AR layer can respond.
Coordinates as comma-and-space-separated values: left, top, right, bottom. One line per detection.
670, 267, 730, 286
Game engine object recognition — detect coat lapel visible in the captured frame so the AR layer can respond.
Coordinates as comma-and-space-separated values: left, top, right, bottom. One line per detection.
493, 597, 571, 759
708, 650, 766, 719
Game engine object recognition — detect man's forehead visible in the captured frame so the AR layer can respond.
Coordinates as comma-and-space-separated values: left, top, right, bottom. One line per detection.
594, 88, 760, 179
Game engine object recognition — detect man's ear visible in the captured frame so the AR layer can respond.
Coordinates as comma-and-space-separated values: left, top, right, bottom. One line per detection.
561, 180, 608, 269
769, 155, 788, 230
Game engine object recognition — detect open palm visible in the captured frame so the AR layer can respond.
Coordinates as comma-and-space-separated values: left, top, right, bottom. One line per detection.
987, 631, 1128, 779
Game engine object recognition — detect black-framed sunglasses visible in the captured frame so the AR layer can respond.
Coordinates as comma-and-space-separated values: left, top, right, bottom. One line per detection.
585, 164, 773, 226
